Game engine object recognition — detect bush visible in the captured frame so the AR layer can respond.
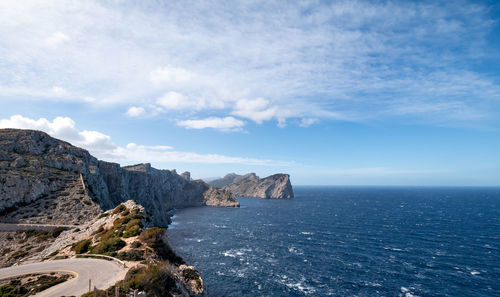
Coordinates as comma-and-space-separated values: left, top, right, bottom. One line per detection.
72, 239, 92, 254
112, 204, 126, 215
124, 263, 177, 297
131, 241, 142, 248
138, 227, 164, 243
116, 249, 144, 261
0, 285, 14, 297
123, 225, 140, 238
139, 228, 183, 264
91, 237, 125, 254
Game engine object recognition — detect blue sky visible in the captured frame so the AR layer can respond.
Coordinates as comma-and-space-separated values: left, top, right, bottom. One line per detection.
1, 0, 499, 185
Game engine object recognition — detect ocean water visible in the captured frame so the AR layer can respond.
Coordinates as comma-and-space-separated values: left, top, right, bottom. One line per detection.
167, 186, 500, 297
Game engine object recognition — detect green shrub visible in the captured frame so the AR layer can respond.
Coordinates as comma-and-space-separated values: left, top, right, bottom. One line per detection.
116, 249, 144, 261
0, 285, 14, 297
112, 204, 126, 215
139, 228, 183, 264
72, 239, 92, 254
91, 237, 125, 254
123, 225, 140, 238
131, 241, 142, 248
138, 227, 164, 243
123, 262, 177, 297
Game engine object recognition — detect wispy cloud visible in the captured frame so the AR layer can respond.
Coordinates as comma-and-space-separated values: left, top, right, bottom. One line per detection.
177, 116, 245, 131
0, 115, 289, 166
0, 0, 498, 129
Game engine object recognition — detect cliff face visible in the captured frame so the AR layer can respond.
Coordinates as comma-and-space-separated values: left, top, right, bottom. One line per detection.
208, 173, 294, 199
0, 129, 238, 226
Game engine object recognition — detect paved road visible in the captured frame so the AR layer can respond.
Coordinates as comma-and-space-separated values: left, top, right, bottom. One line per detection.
0, 258, 128, 297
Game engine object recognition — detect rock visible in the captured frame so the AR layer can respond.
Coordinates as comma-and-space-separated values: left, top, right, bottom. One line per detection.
209, 173, 294, 199
0, 129, 239, 226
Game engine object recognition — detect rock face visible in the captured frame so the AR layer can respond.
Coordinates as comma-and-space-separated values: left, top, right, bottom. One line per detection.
208, 173, 294, 199
0, 129, 238, 226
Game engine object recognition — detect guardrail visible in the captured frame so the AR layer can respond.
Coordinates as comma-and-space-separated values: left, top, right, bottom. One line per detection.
74, 254, 127, 268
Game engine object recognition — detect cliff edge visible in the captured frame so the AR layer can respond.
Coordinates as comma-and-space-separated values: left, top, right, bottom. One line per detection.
208, 173, 294, 199
0, 129, 238, 227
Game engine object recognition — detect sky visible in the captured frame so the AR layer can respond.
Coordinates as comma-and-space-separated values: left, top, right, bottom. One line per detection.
0, 0, 499, 186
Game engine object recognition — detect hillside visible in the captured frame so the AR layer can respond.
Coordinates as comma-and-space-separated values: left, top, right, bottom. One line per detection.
0, 129, 238, 227
208, 173, 294, 199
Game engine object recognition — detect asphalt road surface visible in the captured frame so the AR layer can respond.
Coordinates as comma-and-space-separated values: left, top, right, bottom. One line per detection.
0, 258, 128, 297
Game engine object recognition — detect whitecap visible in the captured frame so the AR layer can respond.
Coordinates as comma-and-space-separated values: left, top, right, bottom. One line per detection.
470, 271, 480, 275
400, 287, 418, 297
277, 277, 316, 295
288, 246, 304, 255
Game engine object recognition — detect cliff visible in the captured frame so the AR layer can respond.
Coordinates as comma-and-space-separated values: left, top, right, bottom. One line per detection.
0, 129, 238, 226
208, 173, 294, 199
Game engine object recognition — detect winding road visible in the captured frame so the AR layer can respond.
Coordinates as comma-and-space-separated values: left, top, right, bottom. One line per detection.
0, 258, 128, 297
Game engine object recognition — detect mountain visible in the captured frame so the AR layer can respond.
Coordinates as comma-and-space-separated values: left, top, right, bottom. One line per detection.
208, 173, 294, 199
0, 129, 238, 227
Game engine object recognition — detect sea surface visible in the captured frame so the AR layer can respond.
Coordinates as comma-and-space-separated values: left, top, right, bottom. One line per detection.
167, 186, 500, 297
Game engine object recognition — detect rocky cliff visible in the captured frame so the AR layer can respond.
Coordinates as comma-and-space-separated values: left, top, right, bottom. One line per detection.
208, 173, 294, 199
0, 129, 238, 226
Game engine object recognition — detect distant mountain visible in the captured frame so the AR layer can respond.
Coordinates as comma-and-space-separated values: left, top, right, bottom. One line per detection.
0, 129, 238, 227
208, 173, 294, 199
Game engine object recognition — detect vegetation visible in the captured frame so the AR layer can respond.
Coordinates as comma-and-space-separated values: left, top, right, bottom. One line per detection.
78, 262, 179, 297
139, 228, 184, 264
10, 250, 28, 260
0, 285, 14, 297
112, 204, 126, 215
116, 250, 144, 261
0, 274, 72, 297
131, 241, 142, 248
90, 236, 125, 255
72, 239, 91, 254
15, 227, 66, 241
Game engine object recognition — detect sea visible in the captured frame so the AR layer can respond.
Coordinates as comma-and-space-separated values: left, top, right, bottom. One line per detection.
167, 186, 500, 297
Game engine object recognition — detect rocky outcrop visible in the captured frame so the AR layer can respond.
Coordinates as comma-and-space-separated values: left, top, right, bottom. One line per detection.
0, 129, 238, 226
208, 173, 294, 199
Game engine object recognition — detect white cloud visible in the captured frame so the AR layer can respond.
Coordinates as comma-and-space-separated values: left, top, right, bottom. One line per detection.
232, 98, 277, 124
50, 86, 68, 97
0, 115, 288, 166
156, 91, 194, 110
150, 66, 195, 85
177, 116, 245, 131
0, 115, 115, 157
44, 31, 69, 47
126, 106, 145, 117
0, 0, 498, 127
